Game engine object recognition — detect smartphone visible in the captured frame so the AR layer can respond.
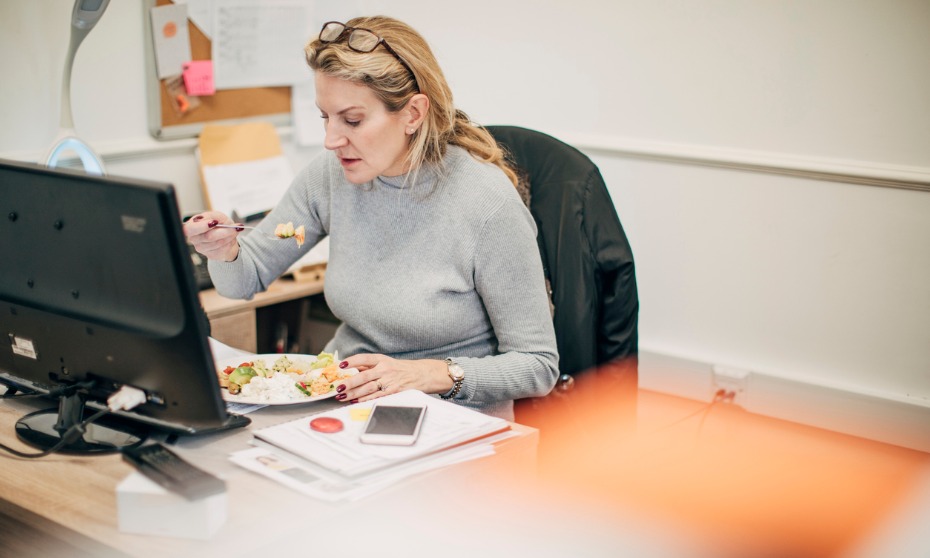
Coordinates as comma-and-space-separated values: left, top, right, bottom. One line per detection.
359, 404, 427, 446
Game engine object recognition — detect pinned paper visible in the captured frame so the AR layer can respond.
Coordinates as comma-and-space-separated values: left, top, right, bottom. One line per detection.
183, 60, 215, 96
211, 0, 312, 89
173, 0, 214, 39
150, 3, 193, 79
292, 80, 322, 147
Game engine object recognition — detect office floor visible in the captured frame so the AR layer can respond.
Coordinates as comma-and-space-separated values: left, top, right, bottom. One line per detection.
518, 364, 930, 558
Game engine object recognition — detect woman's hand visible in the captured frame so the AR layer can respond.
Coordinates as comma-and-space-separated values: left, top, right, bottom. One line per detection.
183, 211, 241, 262
333, 354, 454, 404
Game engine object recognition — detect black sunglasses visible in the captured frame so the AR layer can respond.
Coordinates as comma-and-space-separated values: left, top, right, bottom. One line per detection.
319, 21, 418, 90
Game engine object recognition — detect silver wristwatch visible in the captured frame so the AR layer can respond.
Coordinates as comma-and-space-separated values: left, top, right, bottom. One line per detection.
441, 358, 464, 400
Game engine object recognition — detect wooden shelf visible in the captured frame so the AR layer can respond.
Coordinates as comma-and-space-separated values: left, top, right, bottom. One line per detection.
198, 275, 326, 352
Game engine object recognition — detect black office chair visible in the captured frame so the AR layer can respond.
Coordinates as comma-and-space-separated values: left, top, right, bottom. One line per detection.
486, 126, 639, 403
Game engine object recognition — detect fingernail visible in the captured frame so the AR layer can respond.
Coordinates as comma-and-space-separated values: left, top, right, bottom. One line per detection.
339, 361, 348, 369
235, 226, 244, 231
336, 384, 346, 393
335, 393, 346, 401
207, 220, 219, 228
192, 215, 204, 222
350, 398, 358, 404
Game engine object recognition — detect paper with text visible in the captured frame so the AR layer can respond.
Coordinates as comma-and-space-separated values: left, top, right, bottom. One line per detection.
212, 0, 313, 90
252, 390, 511, 478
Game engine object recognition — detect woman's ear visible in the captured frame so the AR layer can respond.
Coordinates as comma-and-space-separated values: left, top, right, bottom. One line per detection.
404, 93, 429, 132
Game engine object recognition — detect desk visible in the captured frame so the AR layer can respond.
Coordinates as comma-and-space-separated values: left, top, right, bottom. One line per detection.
0, 395, 547, 557
199, 275, 325, 353
9, 365, 929, 557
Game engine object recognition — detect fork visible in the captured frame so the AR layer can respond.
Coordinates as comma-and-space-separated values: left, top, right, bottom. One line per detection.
212, 224, 258, 231
213, 224, 282, 240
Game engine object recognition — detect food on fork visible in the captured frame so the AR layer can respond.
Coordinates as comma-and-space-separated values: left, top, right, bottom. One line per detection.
274, 222, 306, 247
274, 222, 295, 238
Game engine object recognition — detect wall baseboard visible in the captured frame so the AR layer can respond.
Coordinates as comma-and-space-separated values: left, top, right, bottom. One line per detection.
639, 351, 930, 454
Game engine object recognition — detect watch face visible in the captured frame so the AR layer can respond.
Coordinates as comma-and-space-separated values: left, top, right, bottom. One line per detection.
449, 364, 465, 381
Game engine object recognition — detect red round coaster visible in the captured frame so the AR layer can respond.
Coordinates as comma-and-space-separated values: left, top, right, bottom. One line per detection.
309, 417, 344, 433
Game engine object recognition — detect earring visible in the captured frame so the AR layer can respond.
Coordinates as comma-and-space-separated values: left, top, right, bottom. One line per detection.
407, 128, 415, 134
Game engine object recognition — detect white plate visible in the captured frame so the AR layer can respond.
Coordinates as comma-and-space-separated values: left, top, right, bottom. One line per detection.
216, 353, 355, 406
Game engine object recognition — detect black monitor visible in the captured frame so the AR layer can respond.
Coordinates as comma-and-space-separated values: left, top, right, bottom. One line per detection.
0, 159, 249, 454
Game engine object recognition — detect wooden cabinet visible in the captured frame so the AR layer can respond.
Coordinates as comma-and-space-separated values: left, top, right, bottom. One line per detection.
198, 274, 326, 353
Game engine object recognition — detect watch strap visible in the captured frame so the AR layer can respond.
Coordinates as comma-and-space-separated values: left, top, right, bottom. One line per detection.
441, 358, 464, 400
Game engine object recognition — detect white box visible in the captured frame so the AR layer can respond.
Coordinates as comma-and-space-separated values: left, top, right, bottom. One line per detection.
117, 471, 227, 539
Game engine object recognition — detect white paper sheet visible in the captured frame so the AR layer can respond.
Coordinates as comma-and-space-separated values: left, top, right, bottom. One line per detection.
150, 3, 193, 79
291, 79, 323, 147
211, 0, 313, 90
252, 390, 512, 478
233, 432, 506, 502
173, 0, 214, 39
201, 154, 293, 219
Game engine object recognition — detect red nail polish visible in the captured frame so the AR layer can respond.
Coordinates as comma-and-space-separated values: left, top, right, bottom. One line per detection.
335, 393, 346, 401
235, 226, 244, 231
339, 361, 348, 369
192, 215, 204, 222
350, 398, 358, 404
336, 384, 346, 393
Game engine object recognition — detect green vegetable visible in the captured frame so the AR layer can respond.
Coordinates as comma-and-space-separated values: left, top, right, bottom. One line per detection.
295, 381, 311, 396
251, 360, 272, 377
311, 352, 335, 370
228, 366, 257, 386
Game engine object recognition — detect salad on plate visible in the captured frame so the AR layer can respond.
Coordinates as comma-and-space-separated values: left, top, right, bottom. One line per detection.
217, 351, 355, 404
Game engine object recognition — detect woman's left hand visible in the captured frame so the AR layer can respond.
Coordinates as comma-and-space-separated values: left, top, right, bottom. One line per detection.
334, 354, 453, 403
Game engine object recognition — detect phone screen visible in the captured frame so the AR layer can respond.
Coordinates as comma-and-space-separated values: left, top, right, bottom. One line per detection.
360, 404, 427, 445
364, 405, 424, 435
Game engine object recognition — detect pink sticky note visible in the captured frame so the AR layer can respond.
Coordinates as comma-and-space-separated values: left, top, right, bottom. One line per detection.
182, 60, 215, 96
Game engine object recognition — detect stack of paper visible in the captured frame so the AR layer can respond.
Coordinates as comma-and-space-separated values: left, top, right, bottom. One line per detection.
229, 390, 513, 502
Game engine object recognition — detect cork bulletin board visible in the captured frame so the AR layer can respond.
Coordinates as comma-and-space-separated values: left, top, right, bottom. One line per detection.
144, 0, 292, 140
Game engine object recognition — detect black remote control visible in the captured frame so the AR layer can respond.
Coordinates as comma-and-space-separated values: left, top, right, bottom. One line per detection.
122, 443, 226, 500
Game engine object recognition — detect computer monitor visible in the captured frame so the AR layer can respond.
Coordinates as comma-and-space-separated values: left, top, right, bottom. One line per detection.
0, 159, 249, 454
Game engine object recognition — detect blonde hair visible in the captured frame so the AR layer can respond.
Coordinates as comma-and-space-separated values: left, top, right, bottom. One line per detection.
304, 16, 519, 188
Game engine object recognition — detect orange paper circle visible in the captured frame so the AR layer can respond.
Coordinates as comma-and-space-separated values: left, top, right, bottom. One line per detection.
309, 417, 344, 434
163, 22, 177, 38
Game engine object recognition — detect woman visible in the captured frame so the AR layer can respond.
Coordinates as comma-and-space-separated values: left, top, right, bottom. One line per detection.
185, 16, 558, 420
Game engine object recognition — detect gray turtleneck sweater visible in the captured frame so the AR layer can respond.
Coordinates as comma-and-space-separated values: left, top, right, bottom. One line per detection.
209, 145, 559, 419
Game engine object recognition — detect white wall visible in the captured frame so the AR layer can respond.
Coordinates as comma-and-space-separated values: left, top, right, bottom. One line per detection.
2, 1, 929, 443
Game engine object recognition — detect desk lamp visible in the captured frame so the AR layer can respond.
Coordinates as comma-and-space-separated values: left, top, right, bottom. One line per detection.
43, 0, 110, 176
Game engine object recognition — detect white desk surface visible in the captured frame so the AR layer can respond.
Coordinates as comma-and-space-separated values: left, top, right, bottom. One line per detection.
0, 391, 694, 558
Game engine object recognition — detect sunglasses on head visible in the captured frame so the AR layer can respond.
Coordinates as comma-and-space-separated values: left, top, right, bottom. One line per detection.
319, 21, 418, 90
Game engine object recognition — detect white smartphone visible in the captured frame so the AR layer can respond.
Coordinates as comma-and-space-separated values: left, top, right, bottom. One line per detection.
359, 404, 427, 446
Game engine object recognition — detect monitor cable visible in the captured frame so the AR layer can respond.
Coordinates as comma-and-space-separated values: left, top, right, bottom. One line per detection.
0, 384, 146, 459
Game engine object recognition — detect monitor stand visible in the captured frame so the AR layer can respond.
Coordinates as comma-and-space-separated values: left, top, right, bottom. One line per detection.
15, 391, 146, 454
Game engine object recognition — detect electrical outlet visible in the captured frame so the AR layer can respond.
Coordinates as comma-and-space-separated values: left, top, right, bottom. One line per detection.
712, 365, 750, 406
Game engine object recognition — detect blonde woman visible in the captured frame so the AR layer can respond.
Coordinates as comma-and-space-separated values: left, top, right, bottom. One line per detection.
185, 16, 558, 420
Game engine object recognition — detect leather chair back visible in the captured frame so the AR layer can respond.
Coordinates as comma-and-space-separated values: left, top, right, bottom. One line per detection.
486, 126, 639, 381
